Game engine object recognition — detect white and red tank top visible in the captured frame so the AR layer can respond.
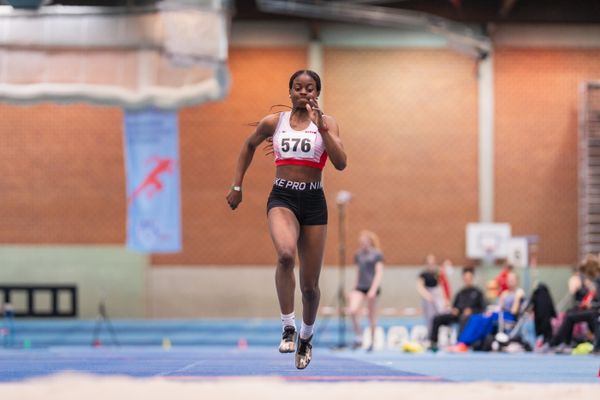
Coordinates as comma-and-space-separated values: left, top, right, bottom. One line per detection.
272, 111, 328, 170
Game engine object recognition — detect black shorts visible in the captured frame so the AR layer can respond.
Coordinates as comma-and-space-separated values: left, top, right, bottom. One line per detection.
356, 287, 382, 296
267, 178, 328, 225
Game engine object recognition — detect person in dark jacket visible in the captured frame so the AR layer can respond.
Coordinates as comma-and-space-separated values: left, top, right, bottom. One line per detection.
530, 283, 557, 344
429, 267, 485, 351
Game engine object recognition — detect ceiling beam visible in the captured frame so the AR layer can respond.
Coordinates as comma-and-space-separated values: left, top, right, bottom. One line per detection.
256, 0, 491, 57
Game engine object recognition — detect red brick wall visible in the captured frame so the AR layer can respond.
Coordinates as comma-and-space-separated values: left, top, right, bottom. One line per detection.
322, 49, 479, 265
0, 104, 125, 243
495, 49, 600, 264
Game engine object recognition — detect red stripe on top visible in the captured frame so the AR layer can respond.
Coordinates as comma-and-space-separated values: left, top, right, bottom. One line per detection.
276, 151, 328, 170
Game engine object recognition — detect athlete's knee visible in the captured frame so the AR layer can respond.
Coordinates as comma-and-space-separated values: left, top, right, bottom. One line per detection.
301, 283, 320, 299
277, 250, 295, 269
368, 310, 377, 321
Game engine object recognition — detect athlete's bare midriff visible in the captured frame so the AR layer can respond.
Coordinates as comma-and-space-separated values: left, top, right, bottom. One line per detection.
275, 165, 322, 183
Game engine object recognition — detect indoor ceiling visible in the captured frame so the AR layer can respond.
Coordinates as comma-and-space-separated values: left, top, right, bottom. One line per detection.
3, 0, 599, 24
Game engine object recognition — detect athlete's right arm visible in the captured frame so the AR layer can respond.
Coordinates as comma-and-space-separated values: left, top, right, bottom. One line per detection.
226, 114, 279, 210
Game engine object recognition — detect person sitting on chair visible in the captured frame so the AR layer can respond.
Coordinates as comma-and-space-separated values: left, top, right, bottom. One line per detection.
447, 270, 525, 352
429, 267, 485, 351
548, 255, 599, 352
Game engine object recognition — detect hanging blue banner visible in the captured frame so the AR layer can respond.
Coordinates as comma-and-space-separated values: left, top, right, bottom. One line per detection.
124, 109, 181, 253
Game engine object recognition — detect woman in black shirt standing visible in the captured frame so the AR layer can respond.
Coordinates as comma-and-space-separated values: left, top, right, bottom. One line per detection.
416, 254, 448, 335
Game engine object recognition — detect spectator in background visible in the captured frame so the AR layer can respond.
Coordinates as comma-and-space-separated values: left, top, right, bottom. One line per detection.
496, 264, 514, 294
595, 313, 600, 354
595, 255, 600, 354
416, 254, 448, 334
485, 279, 500, 304
439, 259, 453, 306
530, 283, 557, 346
548, 255, 599, 351
570, 255, 599, 309
348, 230, 384, 351
448, 270, 525, 352
429, 267, 485, 351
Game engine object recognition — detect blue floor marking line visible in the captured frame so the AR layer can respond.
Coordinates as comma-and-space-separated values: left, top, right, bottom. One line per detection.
154, 360, 208, 377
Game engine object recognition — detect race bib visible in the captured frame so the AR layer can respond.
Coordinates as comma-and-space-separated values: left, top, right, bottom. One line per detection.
278, 131, 316, 159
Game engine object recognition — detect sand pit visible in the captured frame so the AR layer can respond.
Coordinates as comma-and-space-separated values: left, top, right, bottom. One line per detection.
0, 373, 598, 400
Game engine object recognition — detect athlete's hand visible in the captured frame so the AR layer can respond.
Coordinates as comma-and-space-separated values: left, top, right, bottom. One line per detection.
262, 137, 274, 156
226, 189, 242, 210
306, 97, 328, 132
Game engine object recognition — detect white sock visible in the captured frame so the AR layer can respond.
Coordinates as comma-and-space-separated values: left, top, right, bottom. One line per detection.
281, 312, 296, 332
300, 321, 314, 339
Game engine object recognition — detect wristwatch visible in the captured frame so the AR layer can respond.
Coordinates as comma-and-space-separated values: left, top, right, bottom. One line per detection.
231, 185, 242, 192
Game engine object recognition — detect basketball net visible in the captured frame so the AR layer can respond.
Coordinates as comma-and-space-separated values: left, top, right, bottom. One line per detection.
482, 240, 497, 268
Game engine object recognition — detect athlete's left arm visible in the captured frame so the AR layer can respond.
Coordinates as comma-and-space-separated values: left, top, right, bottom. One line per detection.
307, 98, 347, 170
319, 115, 347, 171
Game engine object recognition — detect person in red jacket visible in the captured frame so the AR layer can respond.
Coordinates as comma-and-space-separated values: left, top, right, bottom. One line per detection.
496, 264, 514, 294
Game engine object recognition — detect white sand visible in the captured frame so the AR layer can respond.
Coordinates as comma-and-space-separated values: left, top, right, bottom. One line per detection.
0, 374, 598, 400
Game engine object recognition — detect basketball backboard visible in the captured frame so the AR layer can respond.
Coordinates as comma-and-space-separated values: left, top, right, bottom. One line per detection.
466, 223, 512, 259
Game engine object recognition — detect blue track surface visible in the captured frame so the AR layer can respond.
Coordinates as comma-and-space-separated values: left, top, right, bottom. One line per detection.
0, 319, 598, 384
0, 347, 598, 384
0, 347, 442, 383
